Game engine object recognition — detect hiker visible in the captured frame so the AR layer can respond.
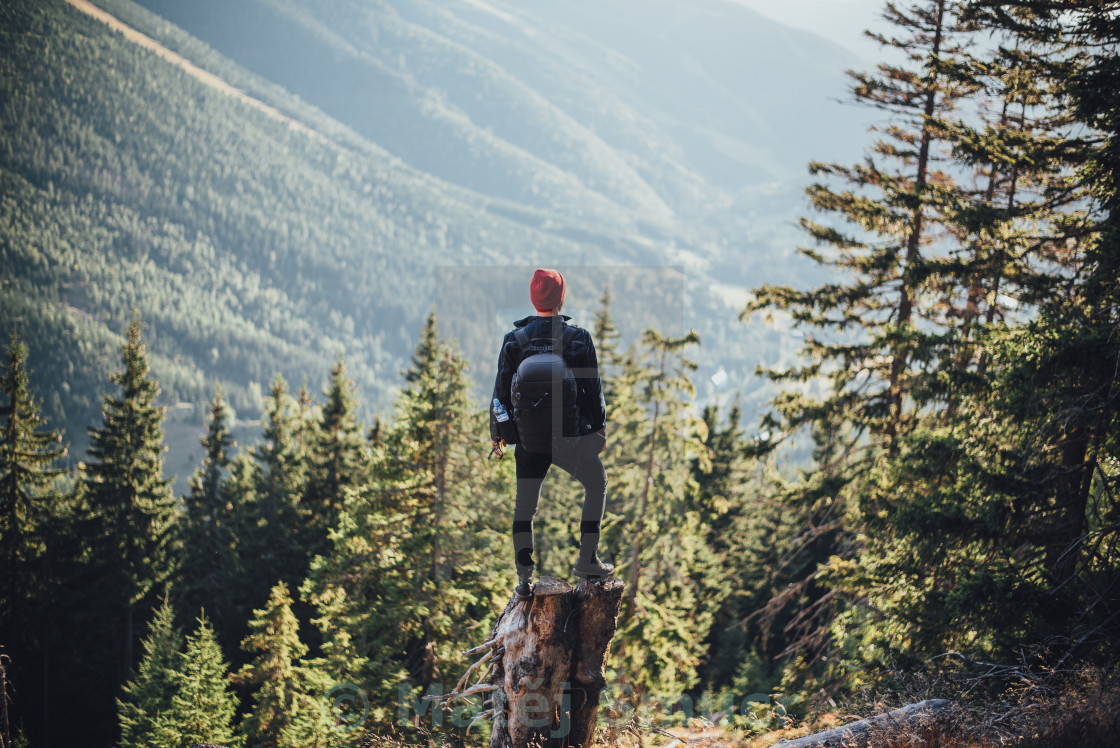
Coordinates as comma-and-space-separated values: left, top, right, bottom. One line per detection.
490, 268, 613, 599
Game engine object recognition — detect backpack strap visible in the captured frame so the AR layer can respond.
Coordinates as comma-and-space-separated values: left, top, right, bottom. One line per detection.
550, 317, 567, 357
513, 327, 532, 358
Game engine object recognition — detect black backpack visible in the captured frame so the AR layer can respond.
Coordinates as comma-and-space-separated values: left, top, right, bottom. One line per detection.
511, 323, 580, 453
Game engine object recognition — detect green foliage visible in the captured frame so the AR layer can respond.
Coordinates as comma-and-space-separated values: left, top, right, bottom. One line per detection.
733, 4, 984, 690
302, 356, 368, 557
835, 0, 1120, 672
605, 328, 720, 699
748, 0, 970, 450
689, 406, 806, 698
254, 375, 309, 565
232, 376, 312, 622
6, 0, 1120, 739
118, 603, 243, 748
304, 313, 506, 723
4, 0, 716, 448
153, 614, 244, 748
83, 312, 177, 675
177, 387, 240, 642
740, 0, 1120, 701
234, 583, 335, 748
0, 332, 66, 643
117, 596, 181, 748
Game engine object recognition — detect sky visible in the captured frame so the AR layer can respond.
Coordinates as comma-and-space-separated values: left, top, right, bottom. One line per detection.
732, 0, 890, 61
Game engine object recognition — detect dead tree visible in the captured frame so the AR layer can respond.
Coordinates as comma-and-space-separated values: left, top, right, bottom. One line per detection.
431, 576, 624, 748
1, 651, 11, 748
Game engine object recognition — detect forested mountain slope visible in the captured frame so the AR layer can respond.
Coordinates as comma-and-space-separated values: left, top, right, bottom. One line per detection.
1, 0, 863, 450
127, 0, 862, 227
0, 0, 636, 440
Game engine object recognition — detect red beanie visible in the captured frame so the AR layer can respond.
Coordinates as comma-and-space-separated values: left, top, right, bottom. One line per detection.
530, 268, 566, 312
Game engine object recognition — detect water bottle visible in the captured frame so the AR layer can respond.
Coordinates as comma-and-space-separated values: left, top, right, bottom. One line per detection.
492, 398, 510, 423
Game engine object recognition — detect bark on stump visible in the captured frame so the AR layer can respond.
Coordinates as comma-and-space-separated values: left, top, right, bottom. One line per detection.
485, 576, 624, 748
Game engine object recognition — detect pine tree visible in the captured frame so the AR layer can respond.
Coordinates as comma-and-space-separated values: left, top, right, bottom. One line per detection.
605, 329, 720, 700
748, 0, 971, 451
966, 0, 1120, 582
302, 356, 367, 555
689, 402, 787, 695
216, 375, 317, 663
591, 286, 625, 404
252, 375, 306, 580
304, 313, 505, 716
84, 312, 177, 681
0, 333, 69, 747
741, 1, 979, 688
0, 333, 65, 649
154, 614, 243, 748
233, 583, 334, 748
117, 595, 182, 748
839, 0, 1120, 666
920, 9, 1088, 399
178, 387, 238, 640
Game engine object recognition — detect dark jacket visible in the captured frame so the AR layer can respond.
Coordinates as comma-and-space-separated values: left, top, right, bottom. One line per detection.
490, 315, 607, 442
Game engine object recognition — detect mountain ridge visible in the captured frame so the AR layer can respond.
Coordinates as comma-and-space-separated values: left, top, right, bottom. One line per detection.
1, 0, 861, 457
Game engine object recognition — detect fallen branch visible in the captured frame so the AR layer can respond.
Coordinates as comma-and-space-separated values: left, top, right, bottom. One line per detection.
463, 639, 499, 657
765, 699, 954, 748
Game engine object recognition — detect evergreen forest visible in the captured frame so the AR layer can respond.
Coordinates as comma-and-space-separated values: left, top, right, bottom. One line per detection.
2, 0, 1119, 747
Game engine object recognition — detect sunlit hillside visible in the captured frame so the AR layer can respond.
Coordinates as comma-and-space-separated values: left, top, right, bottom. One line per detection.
1, 0, 867, 449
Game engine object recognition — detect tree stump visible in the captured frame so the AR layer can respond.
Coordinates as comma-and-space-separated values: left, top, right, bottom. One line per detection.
470, 576, 624, 748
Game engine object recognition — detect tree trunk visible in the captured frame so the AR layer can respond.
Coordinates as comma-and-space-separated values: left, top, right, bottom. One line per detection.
886, 0, 946, 450
486, 577, 624, 748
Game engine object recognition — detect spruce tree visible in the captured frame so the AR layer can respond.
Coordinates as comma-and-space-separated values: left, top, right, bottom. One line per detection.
688, 402, 787, 695
252, 375, 306, 580
606, 329, 720, 700
591, 286, 625, 403
304, 313, 505, 715
302, 356, 367, 555
748, 0, 971, 450
84, 312, 177, 680
922, 10, 1088, 396
219, 375, 315, 660
117, 595, 182, 748
841, 0, 1120, 666
234, 583, 334, 748
177, 387, 238, 645
154, 614, 243, 748
0, 333, 69, 747
0, 333, 65, 650
741, 0, 978, 687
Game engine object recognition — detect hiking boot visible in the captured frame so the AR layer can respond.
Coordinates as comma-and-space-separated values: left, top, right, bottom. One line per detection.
515, 577, 534, 600
574, 520, 612, 579
573, 556, 615, 579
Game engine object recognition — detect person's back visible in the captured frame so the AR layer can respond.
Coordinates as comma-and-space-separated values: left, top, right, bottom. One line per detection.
490, 269, 612, 599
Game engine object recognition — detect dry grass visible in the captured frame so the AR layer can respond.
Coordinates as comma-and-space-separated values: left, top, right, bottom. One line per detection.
825, 661, 1120, 748
359, 666, 1120, 748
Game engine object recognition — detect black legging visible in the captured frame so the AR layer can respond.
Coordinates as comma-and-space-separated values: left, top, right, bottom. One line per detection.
512, 430, 607, 576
